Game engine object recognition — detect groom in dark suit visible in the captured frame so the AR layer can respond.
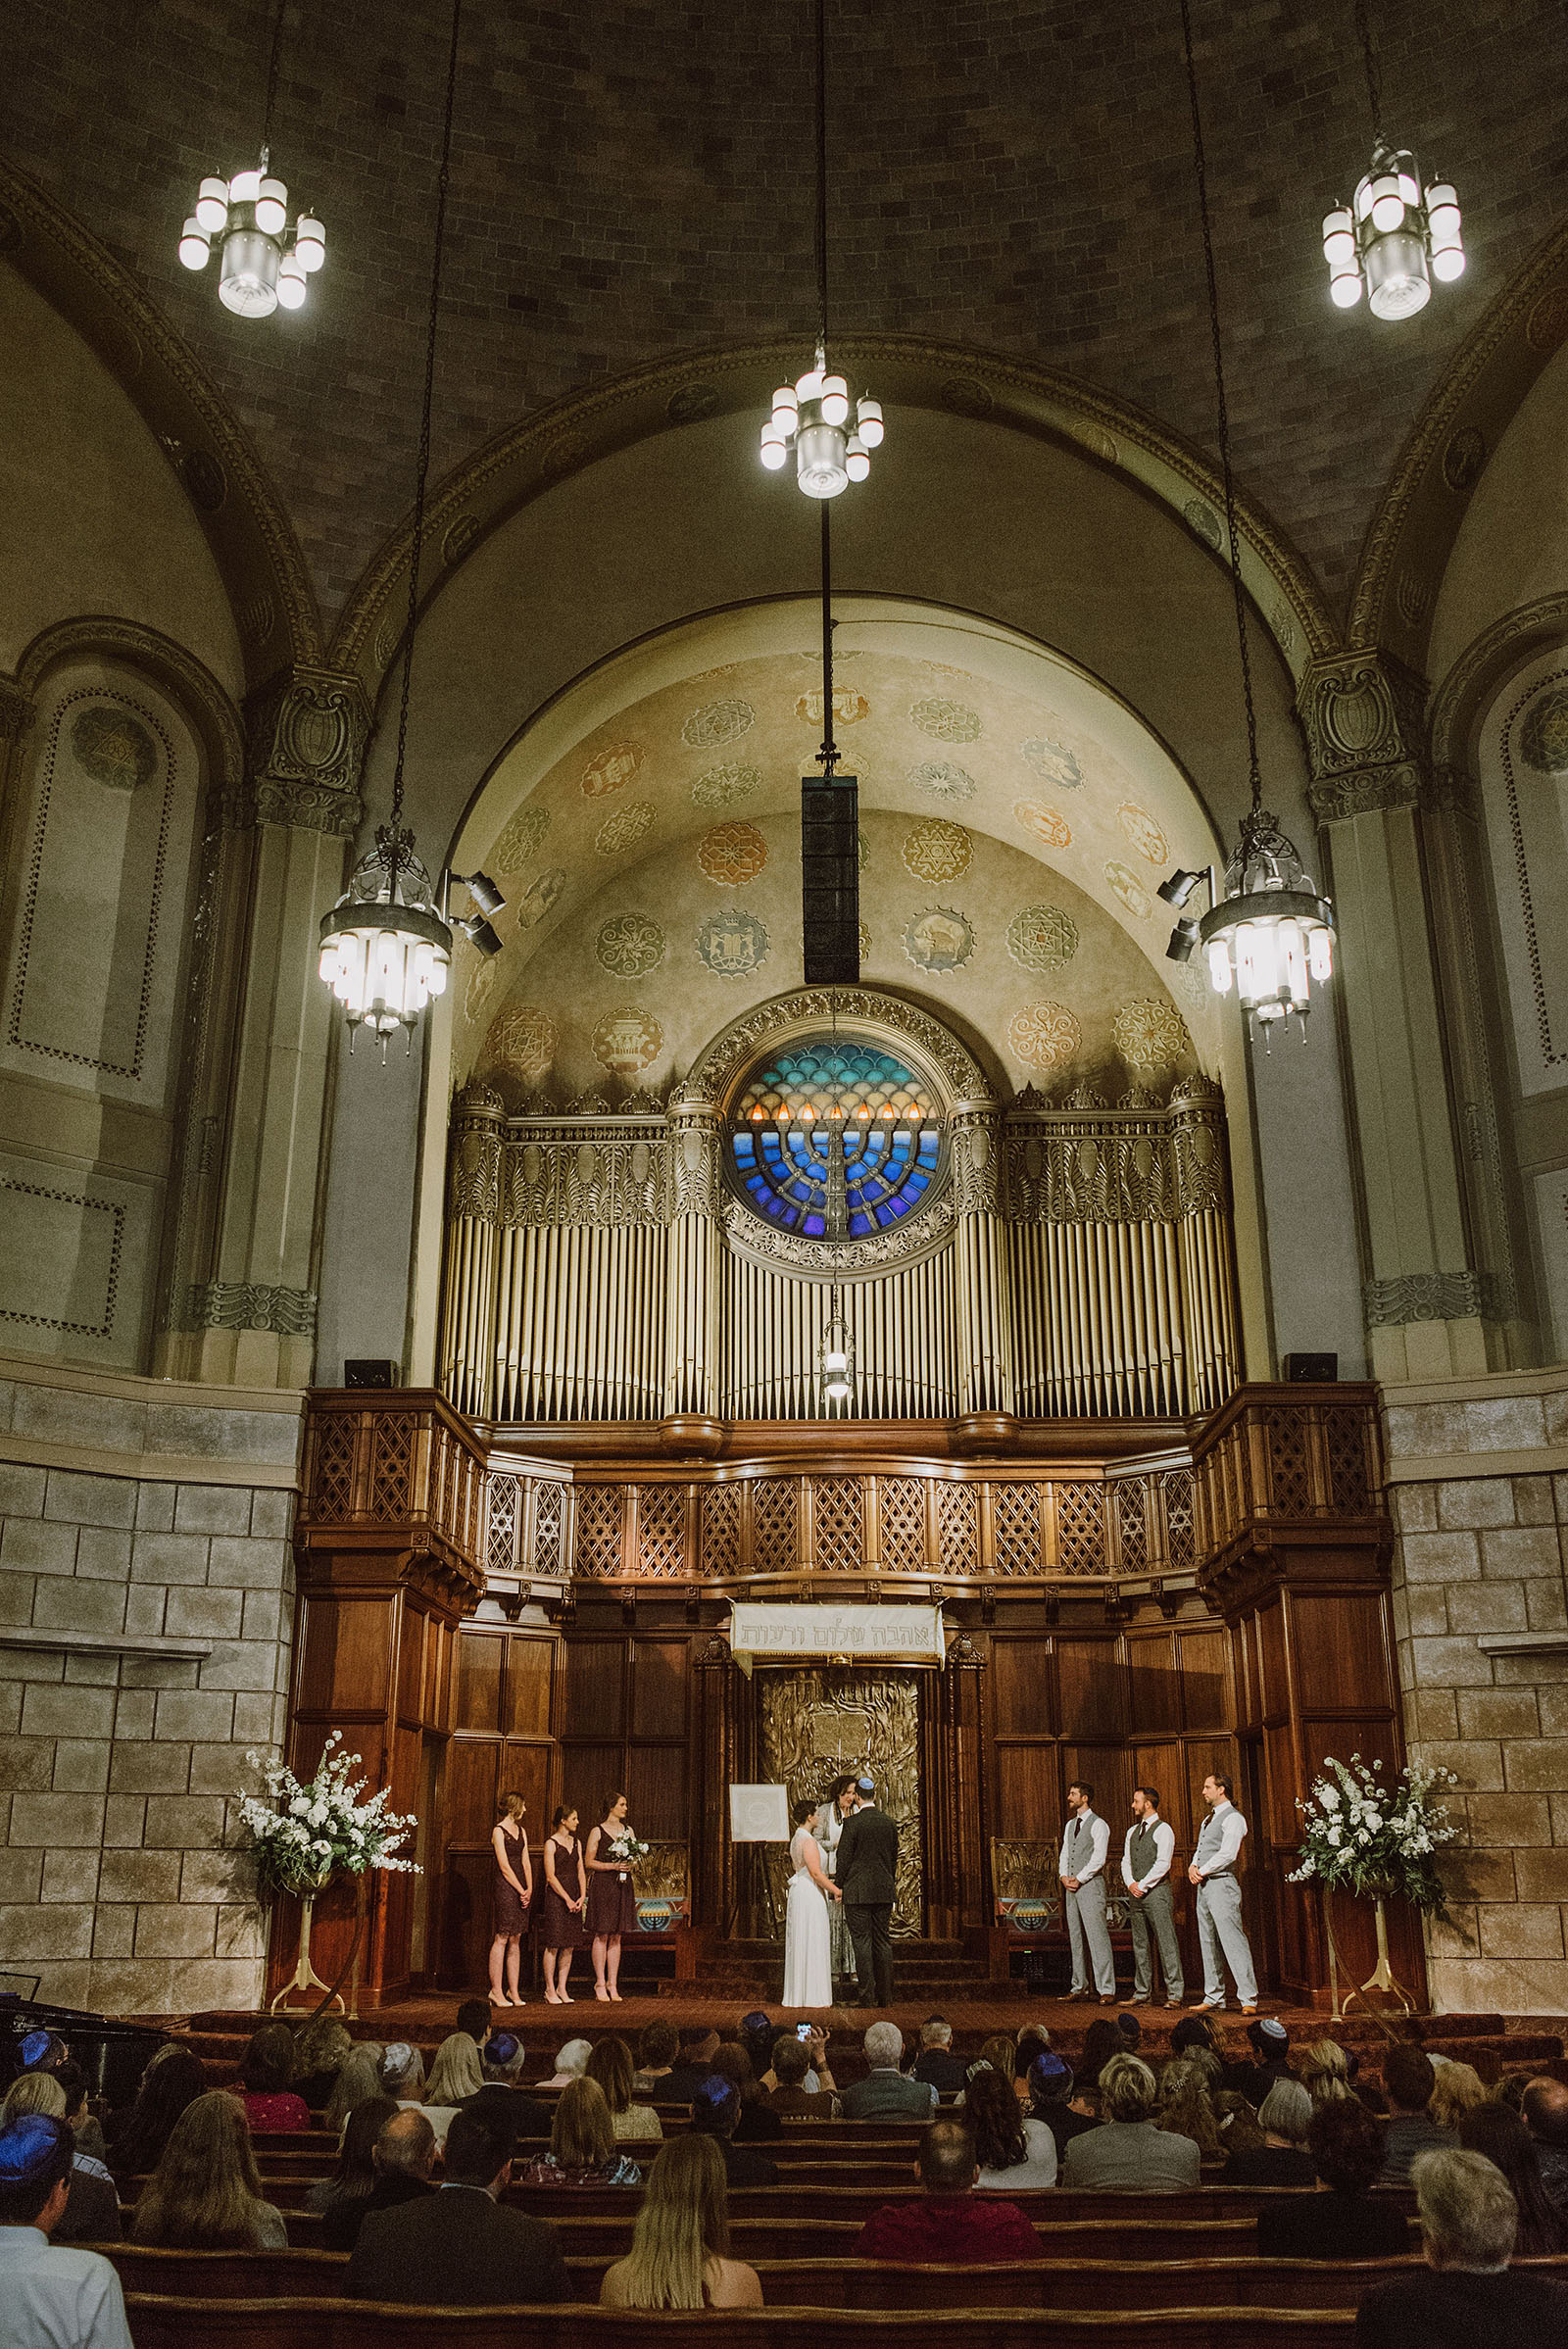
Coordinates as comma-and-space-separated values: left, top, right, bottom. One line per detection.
834, 1775, 899, 2008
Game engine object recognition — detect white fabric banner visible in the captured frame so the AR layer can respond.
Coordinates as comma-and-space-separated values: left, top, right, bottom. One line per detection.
728, 1601, 945, 1675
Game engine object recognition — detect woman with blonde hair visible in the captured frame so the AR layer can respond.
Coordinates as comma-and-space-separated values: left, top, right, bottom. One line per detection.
1298, 2038, 1355, 2108
130, 2089, 287, 2249
1155, 2054, 1222, 2160
489, 1789, 533, 2010
600, 2133, 762, 2309
290, 2015, 353, 2114
423, 2031, 484, 2108
1, 2074, 121, 2243
322, 2043, 383, 2134
586, 2034, 663, 2143
515, 2077, 642, 2186
1429, 2059, 1488, 2132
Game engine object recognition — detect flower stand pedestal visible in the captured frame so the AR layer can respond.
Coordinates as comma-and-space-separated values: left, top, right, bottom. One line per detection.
270, 1879, 345, 2015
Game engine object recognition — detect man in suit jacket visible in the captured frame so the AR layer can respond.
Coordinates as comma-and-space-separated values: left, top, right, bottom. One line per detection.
1059, 2053, 1201, 2192
839, 2023, 939, 2121
347, 2108, 571, 2307
835, 1776, 899, 2007
909, 2018, 970, 2100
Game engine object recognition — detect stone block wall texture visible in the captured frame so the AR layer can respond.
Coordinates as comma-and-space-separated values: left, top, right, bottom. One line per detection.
0, 1357, 301, 2014
1385, 1367, 1568, 2012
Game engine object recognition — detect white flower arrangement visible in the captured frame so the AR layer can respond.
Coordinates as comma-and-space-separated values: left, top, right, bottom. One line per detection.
607, 1833, 651, 1868
234, 1732, 420, 1900
1287, 1752, 1458, 1916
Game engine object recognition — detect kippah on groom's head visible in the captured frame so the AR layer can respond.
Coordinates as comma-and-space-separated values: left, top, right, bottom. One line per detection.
856, 1776, 875, 1796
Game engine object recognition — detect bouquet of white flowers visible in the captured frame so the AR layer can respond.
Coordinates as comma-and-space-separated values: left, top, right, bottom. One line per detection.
1287, 1752, 1458, 1917
607, 1832, 651, 1869
234, 1732, 420, 1900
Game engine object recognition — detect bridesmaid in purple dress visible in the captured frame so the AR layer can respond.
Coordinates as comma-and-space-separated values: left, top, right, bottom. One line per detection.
585, 1790, 640, 2003
488, 1789, 532, 2010
540, 1805, 589, 2004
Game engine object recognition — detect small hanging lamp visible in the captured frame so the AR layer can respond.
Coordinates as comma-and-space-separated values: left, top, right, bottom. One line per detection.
1320, 0, 1463, 318
177, 0, 326, 315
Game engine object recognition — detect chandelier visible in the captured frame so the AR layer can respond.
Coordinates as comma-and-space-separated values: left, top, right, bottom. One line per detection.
1320, 2, 1462, 318
759, 0, 885, 498
177, 6, 323, 316
820, 1285, 855, 1410
1166, 0, 1336, 1042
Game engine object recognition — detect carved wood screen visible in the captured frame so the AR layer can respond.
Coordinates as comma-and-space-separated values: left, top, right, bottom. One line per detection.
757, 1668, 924, 1934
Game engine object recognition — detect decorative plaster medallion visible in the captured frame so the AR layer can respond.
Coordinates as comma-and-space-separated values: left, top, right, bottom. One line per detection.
1007, 903, 1079, 972
1008, 1000, 1082, 1071
903, 817, 972, 882
667, 379, 720, 422
1174, 959, 1209, 1010
596, 802, 656, 856
71, 704, 157, 792
1520, 687, 1568, 776
1013, 798, 1071, 850
516, 867, 566, 927
698, 820, 768, 884
1113, 997, 1193, 1071
909, 696, 982, 743
492, 803, 551, 871
858, 921, 872, 958
1443, 427, 1487, 493
903, 906, 975, 974
1269, 599, 1298, 653
595, 911, 665, 976
682, 698, 755, 748
580, 740, 644, 798
910, 759, 977, 803
487, 1003, 558, 1079
373, 614, 402, 669
691, 761, 761, 808
1103, 859, 1152, 918
593, 1005, 664, 1075
1117, 804, 1170, 864
1526, 288, 1568, 353
442, 513, 480, 565
465, 956, 501, 1024
1019, 738, 1083, 789
695, 907, 770, 978
1184, 498, 1223, 549
1396, 569, 1433, 627
796, 687, 869, 726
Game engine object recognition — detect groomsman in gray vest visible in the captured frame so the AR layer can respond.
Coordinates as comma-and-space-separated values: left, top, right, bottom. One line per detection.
1186, 1770, 1257, 2014
1058, 1781, 1115, 2003
1118, 1785, 1184, 2008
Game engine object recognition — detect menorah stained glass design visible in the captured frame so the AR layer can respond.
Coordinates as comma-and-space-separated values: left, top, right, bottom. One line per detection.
729, 1039, 944, 1239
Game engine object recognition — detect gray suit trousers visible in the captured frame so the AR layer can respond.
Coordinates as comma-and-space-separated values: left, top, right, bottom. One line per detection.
1127, 1878, 1184, 2001
1064, 1874, 1115, 1996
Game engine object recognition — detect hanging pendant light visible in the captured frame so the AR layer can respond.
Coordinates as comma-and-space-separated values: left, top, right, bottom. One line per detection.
1320, 1, 1462, 318
1161, 0, 1336, 1046
177, 3, 326, 316
318, 0, 465, 1053
759, 0, 886, 496
820, 1283, 855, 1410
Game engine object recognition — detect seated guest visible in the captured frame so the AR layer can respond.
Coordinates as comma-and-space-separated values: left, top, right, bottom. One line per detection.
1231, 2016, 1295, 2106
1215, 2089, 1267, 2159
1431, 2063, 1490, 2135
1168, 2012, 1223, 2066
1299, 2037, 1358, 2110
600, 2134, 762, 2310
965, 2066, 1056, 2189
631, 2020, 678, 2098
541, 2036, 594, 2091
1026, 2054, 1099, 2159
1155, 2054, 1223, 2159
514, 2078, 643, 2187
708, 2046, 782, 2142
377, 2041, 427, 2109
760, 2027, 834, 2096
104, 2047, 205, 2178
1378, 2045, 1455, 2186
323, 2044, 385, 2135
767, 2035, 839, 2119
0, 2112, 133, 2349
1, 2075, 119, 2244
856, 2119, 1044, 2264
131, 2089, 287, 2249
456, 1999, 492, 2047
289, 2017, 354, 2117
1258, 2097, 1411, 2262
840, 2023, 939, 2121
587, 2035, 663, 2143
660, 2027, 721, 2105
688, 2079, 778, 2186
737, 2012, 777, 2080
15, 2032, 69, 2080
1523, 2078, 1568, 2215
419, 2032, 480, 2144
348, 2108, 570, 2307
1061, 2054, 1200, 2191
51, 2064, 107, 2168
237, 2022, 311, 2133
458, 2031, 551, 2149
1221, 2080, 1315, 2184
1458, 2105, 1567, 2258
322, 2108, 437, 2252
910, 2018, 970, 2100
1354, 2147, 1568, 2347
1075, 2018, 1125, 2098
305, 2091, 397, 2216
1012, 2030, 1053, 2104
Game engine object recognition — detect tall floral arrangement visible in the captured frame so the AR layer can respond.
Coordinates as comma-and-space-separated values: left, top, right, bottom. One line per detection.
234, 1732, 420, 1899
1287, 1753, 1458, 1917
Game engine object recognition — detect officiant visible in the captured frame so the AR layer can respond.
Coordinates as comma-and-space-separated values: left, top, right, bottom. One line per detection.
812, 1775, 859, 1994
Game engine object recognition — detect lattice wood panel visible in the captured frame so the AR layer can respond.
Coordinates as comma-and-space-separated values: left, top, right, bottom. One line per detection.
700, 1483, 742, 1578
811, 1477, 865, 1572
1266, 1407, 1313, 1516
635, 1485, 688, 1578
485, 1473, 521, 1578
1161, 1467, 1196, 1572
1324, 1406, 1371, 1513
313, 1417, 357, 1522
878, 1477, 927, 1574
753, 1478, 800, 1569
992, 1483, 1044, 1577
937, 1480, 981, 1576
1113, 1478, 1150, 1572
534, 1481, 565, 1574
368, 1412, 415, 1522
573, 1484, 625, 1578
1054, 1481, 1106, 1574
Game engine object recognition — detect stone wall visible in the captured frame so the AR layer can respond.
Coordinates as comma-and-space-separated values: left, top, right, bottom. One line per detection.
1385, 1365, 1568, 2012
0, 1354, 301, 2013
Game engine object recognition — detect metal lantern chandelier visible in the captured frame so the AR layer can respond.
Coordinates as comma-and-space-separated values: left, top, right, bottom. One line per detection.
177, 4, 325, 316
759, 0, 885, 498
1165, 0, 1336, 1043
1320, 1, 1463, 319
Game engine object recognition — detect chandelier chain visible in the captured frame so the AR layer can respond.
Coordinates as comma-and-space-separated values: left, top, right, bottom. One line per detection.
814, 0, 830, 357
1353, 0, 1384, 145
1178, 0, 1262, 816
387, 0, 464, 865
261, 0, 287, 158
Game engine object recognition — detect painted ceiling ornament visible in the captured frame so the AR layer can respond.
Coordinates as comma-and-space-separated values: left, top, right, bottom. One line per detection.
909, 696, 982, 744
1013, 798, 1072, 850
903, 817, 973, 883
698, 819, 768, 885
485, 1003, 558, 1080
515, 868, 566, 927
1006, 903, 1079, 972
903, 905, 975, 975
596, 802, 656, 856
682, 698, 756, 749
1019, 738, 1084, 789
1520, 686, 1568, 777
796, 687, 869, 726
1113, 996, 1194, 1072
691, 761, 762, 808
858, 920, 872, 959
579, 740, 644, 798
695, 906, 771, 978
1103, 858, 1153, 918
464, 954, 501, 1025
71, 704, 158, 792
1118, 805, 1171, 865
491, 802, 551, 872
593, 1004, 664, 1076
910, 759, 977, 804
595, 911, 665, 977
1007, 1000, 1083, 1071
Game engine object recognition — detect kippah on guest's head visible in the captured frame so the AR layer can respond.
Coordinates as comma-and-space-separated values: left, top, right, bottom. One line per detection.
690, 2076, 740, 2129
0, 2111, 69, 2182
1117, 2012, 1142, 2045
1029, 2052, 1072, 2094
483, 2031, 521, 2070
19, 2031, 65, 2074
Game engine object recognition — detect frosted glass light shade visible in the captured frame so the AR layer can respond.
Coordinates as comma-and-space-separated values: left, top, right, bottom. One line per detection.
219, 228, 280, 317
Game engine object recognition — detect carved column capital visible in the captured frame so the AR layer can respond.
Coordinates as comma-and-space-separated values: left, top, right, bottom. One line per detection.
666, 1102, 722, 1218
238, 664, 370, 835
1298, 651, 1432, 828
449, 1085, 506, 1224
950, 1104, 1004, 1216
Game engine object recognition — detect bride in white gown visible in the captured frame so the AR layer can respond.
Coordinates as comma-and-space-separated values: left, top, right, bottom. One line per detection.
783, 1798, 839, 2008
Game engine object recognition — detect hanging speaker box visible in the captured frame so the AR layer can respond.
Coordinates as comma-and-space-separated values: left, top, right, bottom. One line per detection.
802, 771, 860, 985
